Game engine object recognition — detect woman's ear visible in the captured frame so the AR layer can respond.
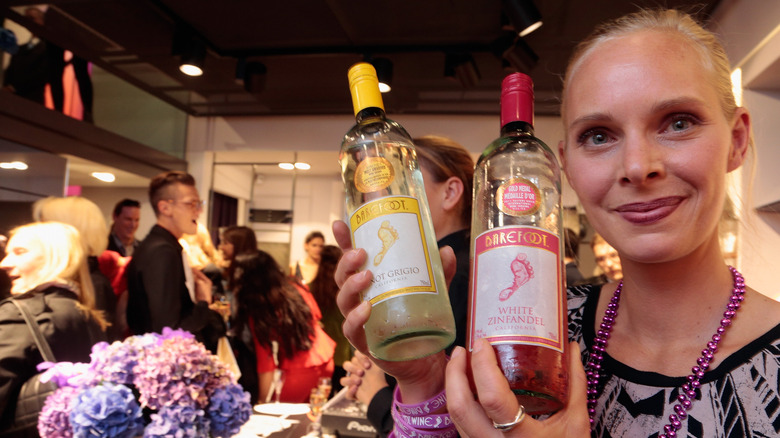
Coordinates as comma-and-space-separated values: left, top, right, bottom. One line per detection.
441, 176, 465, 212
727, 108, 750, 172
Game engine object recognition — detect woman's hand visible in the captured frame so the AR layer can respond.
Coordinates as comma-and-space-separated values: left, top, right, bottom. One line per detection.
332, 220, 455, 402
341, 350, 389, 404
446, 339, 590, 437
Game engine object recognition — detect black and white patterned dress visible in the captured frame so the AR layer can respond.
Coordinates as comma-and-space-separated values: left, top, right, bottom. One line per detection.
568, 283, 780, 438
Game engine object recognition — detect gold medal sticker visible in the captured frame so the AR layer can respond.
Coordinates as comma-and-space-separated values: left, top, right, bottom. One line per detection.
497, 177, 541, 216
355, 157, 395, 193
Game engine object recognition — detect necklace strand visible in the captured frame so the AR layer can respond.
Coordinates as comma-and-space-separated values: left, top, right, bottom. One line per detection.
584, 266, 746, 438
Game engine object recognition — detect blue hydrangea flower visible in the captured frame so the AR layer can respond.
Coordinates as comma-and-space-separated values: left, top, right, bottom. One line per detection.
69, 383, 145, 438
206, 383, 252, 437
144, 405, 210, 438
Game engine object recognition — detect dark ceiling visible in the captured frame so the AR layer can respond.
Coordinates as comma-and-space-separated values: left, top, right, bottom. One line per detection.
2, 0, 721, 118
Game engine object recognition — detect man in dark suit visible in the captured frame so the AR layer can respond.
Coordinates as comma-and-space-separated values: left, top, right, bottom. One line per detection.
107, 199, 141, 257
126, 171, 224, 352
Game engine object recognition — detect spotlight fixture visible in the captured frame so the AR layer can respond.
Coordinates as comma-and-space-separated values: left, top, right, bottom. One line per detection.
370, 58, 393, 93
91, 172, 115, 183
502, 0, 543, 37
178, 39, 205, 76
0, 161, 28, 170
172, 25, 206, 77
444, 53, 480, 88
503, 37, 538, 73
278, 162, 311, 170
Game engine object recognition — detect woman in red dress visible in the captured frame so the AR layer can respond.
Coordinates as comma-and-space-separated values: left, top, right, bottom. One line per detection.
231, 251, 335, 403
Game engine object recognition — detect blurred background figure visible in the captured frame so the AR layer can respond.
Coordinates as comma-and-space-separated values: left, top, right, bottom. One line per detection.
33, 196, 122, 340
0, 222, 107, 435
2, 7, 48, 105
307, 244, 348, 393
231, 251, 334, 403
0, 235, 10, 300
107, 199, 141, 257
564, 228, 584, 286
289, 230, 324, 284
181, 222, 225, 301
218, 225, 258, 292
592, 232, 623, 283
216, 225, 260, 402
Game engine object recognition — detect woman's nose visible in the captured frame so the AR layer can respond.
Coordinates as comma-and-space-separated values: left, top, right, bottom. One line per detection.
620, 134, 665, 185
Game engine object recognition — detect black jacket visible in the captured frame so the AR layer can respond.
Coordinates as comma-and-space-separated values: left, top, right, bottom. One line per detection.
126, 225, 225, 352
0, 284, 105, 430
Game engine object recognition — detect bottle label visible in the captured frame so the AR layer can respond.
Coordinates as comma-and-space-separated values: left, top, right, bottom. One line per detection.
355, 157, 395, 193
497, 178, 541, 216
350, 196, 436, 304
469, 226, 563, 353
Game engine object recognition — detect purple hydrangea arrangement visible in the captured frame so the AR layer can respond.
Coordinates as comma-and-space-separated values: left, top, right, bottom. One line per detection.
37, 328, 252, 438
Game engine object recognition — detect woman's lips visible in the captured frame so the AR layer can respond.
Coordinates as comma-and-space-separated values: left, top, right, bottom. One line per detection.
614, 197, 683, 224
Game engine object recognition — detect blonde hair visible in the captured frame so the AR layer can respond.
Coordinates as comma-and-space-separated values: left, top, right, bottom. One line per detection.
7, 222, 107, 329
180, 222, 223, 270
562, 9, 738, 127
33, 196, 109, 256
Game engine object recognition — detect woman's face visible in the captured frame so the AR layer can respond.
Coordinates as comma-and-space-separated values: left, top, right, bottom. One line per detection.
0, 232, 45, 294
219, 240, 235, 260
560, 31, 748, 265
305, 237, 324, 260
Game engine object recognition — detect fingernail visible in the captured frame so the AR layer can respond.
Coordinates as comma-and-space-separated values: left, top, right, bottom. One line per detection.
473, 338, 483, 353
451, 346, 463, 359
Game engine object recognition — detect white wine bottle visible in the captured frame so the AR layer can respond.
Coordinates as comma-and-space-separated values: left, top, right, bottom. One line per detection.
467, 72, 568, 414
339, 62, 455, 361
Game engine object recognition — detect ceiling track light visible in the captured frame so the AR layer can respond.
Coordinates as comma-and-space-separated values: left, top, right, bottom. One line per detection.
172, 25, 206, 77
503, 37, 538, 73
444, 53, 480, 88
502, 0, 543, 37
368, 57, 393, 93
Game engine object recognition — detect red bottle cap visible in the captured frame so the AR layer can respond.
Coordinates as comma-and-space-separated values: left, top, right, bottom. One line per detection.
500, 72, 534, 128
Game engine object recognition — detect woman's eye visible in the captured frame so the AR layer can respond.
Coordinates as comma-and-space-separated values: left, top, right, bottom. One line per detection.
671, 118, 691, 131
578, 129, 610, 146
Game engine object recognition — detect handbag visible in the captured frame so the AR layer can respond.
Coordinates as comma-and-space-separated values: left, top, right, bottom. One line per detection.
0, 298, 58, 438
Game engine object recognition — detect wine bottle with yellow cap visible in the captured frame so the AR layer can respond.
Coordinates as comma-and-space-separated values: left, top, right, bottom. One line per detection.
339, 62, 455, 361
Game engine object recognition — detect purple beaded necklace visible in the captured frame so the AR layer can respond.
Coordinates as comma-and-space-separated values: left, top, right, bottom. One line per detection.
585, 266, 746, 438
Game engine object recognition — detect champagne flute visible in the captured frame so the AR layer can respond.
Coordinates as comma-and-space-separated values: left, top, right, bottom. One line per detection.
317, 377, 332, 401
306, 387, 326, 437
273, 370, 285, 403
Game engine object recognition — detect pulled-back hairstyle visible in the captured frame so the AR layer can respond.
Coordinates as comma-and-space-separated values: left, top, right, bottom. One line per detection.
231, 251, 314, 360
562, 9, 737, 127
307, 245, 342, 312
112, 198, 140, 218
33, 196, 109, 257
413, 135, 475, 227
7, 222, 107, 329
149, 171, 196, 216
304, 230, 324, 244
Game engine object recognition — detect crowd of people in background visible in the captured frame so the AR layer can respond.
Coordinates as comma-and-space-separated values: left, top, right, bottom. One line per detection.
0, 161, 628, 434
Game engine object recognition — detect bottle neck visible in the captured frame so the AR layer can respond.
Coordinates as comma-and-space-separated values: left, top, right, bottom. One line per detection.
355, 106, 386, 124
500, 120, 534, 137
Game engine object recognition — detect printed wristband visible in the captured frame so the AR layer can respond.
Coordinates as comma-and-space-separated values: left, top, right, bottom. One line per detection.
395, 411, 453, 430
391, 427, 459, 438
392, 407, 457, 438
393, 385, 447, 416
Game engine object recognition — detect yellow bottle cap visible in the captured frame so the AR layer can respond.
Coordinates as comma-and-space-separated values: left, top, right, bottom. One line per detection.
348, 62, 385, 116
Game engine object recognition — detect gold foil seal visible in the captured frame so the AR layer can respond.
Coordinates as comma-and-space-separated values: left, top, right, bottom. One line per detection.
354, 157, 394, 193
497, 177, 541, 216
